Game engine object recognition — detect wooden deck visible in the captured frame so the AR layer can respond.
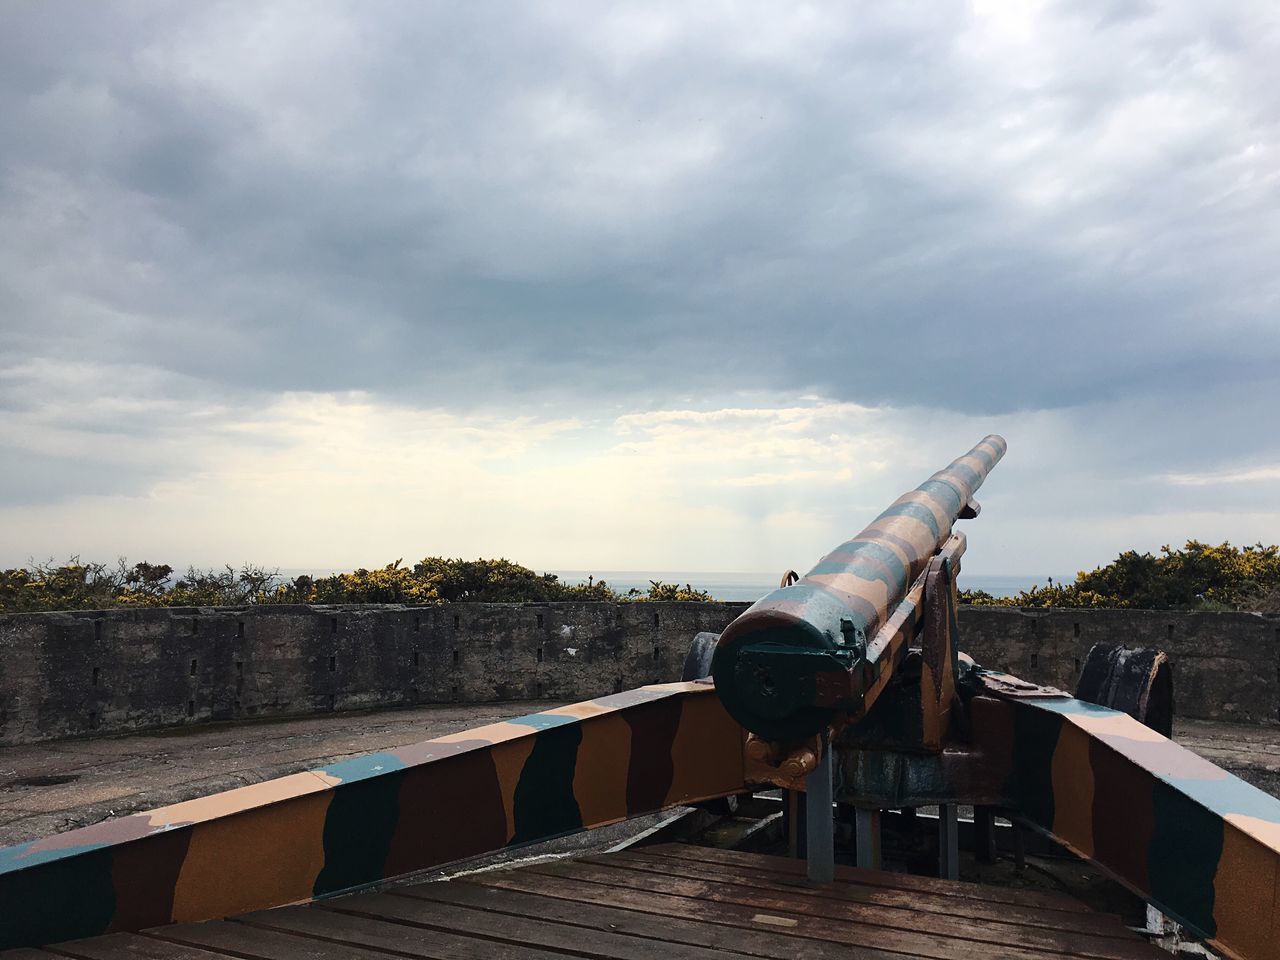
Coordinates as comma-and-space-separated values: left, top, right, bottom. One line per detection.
5, 843, 1166, 959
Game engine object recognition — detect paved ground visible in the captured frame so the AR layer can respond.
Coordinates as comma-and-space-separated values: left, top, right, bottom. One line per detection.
1174, 716, 1280, 797
0, 700, 566, 847
0, 704, 1277, 848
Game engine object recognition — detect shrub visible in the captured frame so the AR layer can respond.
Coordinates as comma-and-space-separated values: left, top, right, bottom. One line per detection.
957, 540, 1280, 611
0, 556, 714, 612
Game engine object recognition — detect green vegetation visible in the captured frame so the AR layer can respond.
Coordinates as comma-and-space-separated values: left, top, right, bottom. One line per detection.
6, 540, 1278, 614
959, 540, 1280, 612
0, 557, 712, 614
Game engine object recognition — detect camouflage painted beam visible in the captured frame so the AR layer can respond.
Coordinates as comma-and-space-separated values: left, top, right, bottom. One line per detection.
0, 682, 750, 950
1000, 692, 1280, 960
837, 680, 1280, 960
712, 435, 1006, 740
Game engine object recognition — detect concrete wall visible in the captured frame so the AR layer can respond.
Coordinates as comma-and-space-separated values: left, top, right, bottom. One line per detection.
0, 602, 749, 746
1, 602, 1277, 745
957, 607, 1280, 725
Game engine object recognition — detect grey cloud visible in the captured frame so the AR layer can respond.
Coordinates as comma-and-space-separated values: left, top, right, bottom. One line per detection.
1, 1, 1278, 509
0, 444, 164, 506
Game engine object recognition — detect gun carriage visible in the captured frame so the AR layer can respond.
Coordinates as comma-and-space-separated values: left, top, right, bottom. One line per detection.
0, 438, 1275, 960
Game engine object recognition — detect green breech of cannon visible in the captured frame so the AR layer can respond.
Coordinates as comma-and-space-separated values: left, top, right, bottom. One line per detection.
713, 605, 870, 740
712, 602, 872, 741
730, 642, 863, 727
712, 435, 1006, 741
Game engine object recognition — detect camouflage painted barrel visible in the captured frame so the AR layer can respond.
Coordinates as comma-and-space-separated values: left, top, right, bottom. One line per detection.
711, 436, 1006, 740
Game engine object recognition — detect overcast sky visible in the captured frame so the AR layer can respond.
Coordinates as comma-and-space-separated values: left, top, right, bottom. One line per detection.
2, 1, 1277, 579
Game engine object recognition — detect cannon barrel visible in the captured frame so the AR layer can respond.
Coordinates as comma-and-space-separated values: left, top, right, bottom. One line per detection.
711, 435, 1006, 740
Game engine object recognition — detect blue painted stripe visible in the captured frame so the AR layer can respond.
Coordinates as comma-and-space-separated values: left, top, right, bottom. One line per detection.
940, 461, 981, 492
748, 582, 878, 636
916, 478, 963, 513
967, 445, 996, 470
1031, 698, 1280, 821
0, 839, 111, 873
589, 688, 672, 710
1165, 773, 1280, 824
807, 541, 907, 589
1034, 697, 1122, 718
507, 712, 579, 731
318, 752, 409, 784
874, 501, 941, 539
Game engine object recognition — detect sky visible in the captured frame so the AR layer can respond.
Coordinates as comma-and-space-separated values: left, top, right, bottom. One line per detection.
1, 1, 1278, 579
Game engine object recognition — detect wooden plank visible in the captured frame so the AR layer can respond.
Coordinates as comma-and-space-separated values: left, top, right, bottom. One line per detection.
598, 849, 1129, 940
464, 868, 1150, 960
390, 883, 906, 960
320, 891, 772, 960
233, 904, 578, 959
524, 855, 1157, 960
149, 919, 455, 960
50, 934, 236, 960
525, 859, 1157, 960
647, 843, 1093, 915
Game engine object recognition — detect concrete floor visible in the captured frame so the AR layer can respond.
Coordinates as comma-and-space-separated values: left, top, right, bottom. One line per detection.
1174, 716, 1280, 797
0, 700, 565, 847
0, 704, 1278, 849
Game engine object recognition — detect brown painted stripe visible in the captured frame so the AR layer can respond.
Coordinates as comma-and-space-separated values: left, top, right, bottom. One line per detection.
108, 826, 192, 933
1211, 822, 1280, 960
846, 529, 924, 566
623, 696, 684, 816
808, 550, 899, 588
665, 689, 747, 807
169, 790, 330, 924
382, 747, 508, 877
1089, 737, 1153, 895
573, 713, 633, 829
805, 573, 891, 617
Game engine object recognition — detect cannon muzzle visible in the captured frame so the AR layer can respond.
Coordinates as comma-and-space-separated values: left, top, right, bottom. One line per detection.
711, 435, 1006, 740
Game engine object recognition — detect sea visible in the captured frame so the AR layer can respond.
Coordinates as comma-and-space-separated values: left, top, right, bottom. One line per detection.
550, 571, 1061, 602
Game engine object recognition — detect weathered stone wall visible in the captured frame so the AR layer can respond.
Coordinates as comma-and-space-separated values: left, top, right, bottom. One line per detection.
957, 607, 1280, 725
0, 602, 1276, 745
0, 602, 749, 745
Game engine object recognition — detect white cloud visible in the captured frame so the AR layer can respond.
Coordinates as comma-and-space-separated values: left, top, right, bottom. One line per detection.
2, 378, 1278, 577
1162, 465, 1280, 487
1, 2, 1278, 579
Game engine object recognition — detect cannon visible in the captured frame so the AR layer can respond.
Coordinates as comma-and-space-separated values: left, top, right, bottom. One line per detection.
712, 435, 1006, 742
6, 435, 1280, 960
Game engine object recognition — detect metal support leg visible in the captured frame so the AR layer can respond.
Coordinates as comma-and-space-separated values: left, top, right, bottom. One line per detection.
974, 804, 997, 864
854, 808, 881, 870
804, 738, 834, 884
783, 788, 804, 859
938, 803, 959, 880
